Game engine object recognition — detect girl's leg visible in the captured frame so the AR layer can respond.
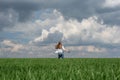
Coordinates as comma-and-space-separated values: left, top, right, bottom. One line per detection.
61, 54, 64, 59
58, 53, 60, 59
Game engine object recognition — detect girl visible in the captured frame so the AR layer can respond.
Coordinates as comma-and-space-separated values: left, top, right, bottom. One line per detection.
55, 41, 69, 59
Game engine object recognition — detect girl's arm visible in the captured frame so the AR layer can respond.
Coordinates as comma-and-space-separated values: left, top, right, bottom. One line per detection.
62, 46, 70, 53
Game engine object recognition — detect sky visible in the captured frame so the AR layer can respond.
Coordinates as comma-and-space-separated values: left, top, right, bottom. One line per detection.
0, 0, 120, 58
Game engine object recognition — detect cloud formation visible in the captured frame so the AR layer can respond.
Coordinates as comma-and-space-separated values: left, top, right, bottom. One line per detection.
4, 9, 120, 47
103, 0, 120, 8
29, 10, 120, 47
0, 39, 55, 58
0, 0, 120, 58
1, 40, 24, 52
1, 39, 118, 58
1, 0, 120, 31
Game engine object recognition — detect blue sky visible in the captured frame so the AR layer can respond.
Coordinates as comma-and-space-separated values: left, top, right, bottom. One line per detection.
0, 0, 120, 58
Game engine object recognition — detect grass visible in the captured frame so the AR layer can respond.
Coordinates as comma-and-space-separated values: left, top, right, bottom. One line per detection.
0, 58, 120, 80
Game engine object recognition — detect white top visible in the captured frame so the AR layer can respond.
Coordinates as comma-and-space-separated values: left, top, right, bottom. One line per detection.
55, 46, 65, 54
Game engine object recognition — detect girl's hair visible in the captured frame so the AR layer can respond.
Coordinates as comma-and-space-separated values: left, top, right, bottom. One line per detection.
55, 42, 62, 49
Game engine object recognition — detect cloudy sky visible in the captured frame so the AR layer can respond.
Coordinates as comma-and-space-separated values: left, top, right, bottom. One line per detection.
0, 0, 120, 58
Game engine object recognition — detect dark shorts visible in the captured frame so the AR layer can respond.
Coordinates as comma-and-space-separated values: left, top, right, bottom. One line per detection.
58, 53, 64, 59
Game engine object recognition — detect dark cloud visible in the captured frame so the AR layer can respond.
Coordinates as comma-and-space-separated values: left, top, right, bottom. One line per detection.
0, 0, 40, 22
0, 0, 120, 30
0, 0, 40, 30
0, 9, 18, 31
96, 6, 120, 25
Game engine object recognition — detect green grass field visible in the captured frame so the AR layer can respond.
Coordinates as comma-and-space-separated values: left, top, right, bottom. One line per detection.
0, 58, 120, 80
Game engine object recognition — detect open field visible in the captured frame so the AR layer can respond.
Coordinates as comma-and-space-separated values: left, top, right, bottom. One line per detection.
0, 58, 120, 80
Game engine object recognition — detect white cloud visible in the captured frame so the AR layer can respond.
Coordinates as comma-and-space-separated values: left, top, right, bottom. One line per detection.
1, 40, 24, 52
0, 39, 119, 58
3, 9, 120, 48
1, 9, 120, 58
103, 0, 120, 8
67, 45, 107, 53
34, 29, 49, 42
29, 10, 120, 46
0, 40, 56, 58
4, 9, 120, 46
